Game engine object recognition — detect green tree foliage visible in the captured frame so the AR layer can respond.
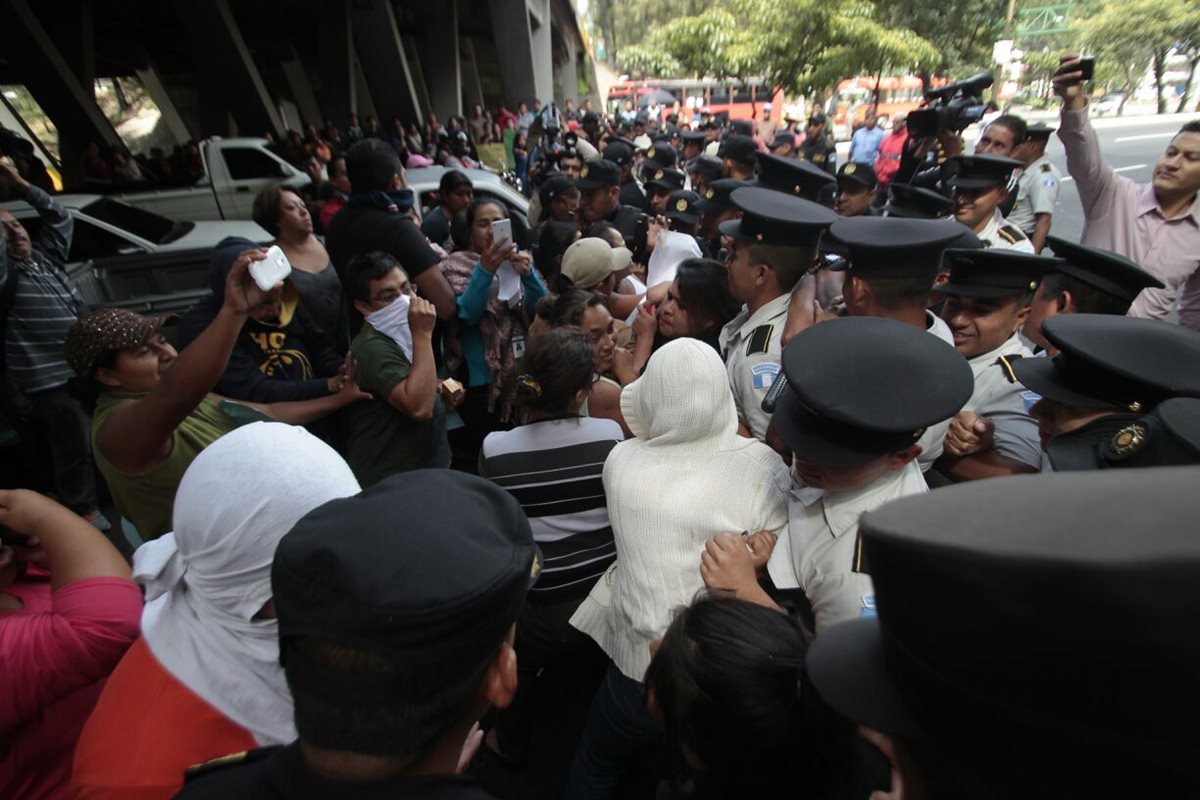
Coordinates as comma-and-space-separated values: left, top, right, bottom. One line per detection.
607, 0, 939, 95
1075, 0, 1200, 114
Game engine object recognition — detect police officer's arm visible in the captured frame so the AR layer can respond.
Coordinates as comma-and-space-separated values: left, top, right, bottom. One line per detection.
936, 449, 1039, 480
1030, 213, 1052, 253
0, 160, 73, 266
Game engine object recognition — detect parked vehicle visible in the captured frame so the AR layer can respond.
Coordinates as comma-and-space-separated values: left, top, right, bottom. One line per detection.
1, 194, 270, 315
407, 165, 532, 246
1092, 93, 1127, 116
110, 138, 308, 222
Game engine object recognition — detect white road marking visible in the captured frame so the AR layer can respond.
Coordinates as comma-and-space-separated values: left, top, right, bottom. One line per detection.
1060, 163, 1147, 183
1114, 133, 1175, 143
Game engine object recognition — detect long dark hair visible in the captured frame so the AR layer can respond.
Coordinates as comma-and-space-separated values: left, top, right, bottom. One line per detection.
514, 327, 594, 418
643, 594, 853, 797
673, 258, 741, 336
536, 221, 579, 283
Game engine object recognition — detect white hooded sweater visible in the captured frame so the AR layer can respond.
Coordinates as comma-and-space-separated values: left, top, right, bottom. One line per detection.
570, 338, 790, 681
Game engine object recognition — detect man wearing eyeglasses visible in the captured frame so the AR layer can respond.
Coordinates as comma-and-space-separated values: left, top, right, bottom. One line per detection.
343, 250, 456, 487
798, 112, 838, 176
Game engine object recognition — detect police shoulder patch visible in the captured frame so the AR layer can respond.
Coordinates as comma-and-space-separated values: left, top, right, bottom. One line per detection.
745, 324, 775, 356
995, 353, 1024, 384
997, 225, 1025, 244
750, 361, 780, 389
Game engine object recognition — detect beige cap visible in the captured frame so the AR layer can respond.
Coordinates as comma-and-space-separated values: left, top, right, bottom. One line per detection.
561, 238, 632, 289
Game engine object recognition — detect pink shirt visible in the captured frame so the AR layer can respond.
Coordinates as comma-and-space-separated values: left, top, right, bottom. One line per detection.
875, 129, 908, 185
0, 575, 142, 800
1058, 107, 1200, 329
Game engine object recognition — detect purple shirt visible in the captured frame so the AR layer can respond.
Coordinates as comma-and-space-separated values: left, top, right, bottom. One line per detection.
1058, 107, 1200, 330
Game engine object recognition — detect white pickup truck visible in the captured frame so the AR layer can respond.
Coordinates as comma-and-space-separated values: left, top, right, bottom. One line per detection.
111, 138, 309, 222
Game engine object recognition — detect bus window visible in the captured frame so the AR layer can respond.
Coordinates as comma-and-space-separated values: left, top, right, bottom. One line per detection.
711, 84, 730, 104
733, 84, 753, 103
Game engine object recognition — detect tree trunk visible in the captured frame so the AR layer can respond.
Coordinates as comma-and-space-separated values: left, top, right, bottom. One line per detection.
1177, 54, 1200, 114
1153, 50, 1167, 114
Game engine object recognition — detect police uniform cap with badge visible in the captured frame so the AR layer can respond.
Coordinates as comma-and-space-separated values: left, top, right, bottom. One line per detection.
644, 167, 686, 193
882, 183, 956, 220
946, 153, 1023, 192
178, 469, 539, 797
697, 178, 747, 217
754, 151, 838, 204
575, 158, 622, 190
689, 155, 724, 188
771, 317, 973, 465
1013, 314, 1200, 414
645, 140, 679, 171
1045, 396, 1200, 472
1042, 235, 1164, 307
717, 134, 758, 165
826, 217, 966, 279
806, 466, 1200, 798
602, 140, 635, 168
836, 162, 877, 191
719, 185, 837, 247
680, 129, 708, 149
665, 190, 703, 226
936, 247, 1056, 299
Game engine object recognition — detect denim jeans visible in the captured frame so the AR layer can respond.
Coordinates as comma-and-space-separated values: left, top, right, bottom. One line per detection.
565, 660, 661, 800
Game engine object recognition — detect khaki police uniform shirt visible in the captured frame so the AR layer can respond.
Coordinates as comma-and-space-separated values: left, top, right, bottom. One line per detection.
915, 311, 955, 472
1008, 155, 1061, 235
718, 293, 790, 441
977, 209, 1036, 253
767, 461, 929, 633
963, 334, 1042, 468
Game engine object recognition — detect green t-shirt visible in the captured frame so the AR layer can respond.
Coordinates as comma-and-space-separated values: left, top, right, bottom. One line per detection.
347, 324, 449, 487
91, 392, 237, 541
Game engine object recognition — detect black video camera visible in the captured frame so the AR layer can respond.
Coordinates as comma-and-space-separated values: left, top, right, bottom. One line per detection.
907, 73, 994, 137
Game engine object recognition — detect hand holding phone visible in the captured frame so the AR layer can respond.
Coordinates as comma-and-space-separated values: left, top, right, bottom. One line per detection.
491, 218, 513, 249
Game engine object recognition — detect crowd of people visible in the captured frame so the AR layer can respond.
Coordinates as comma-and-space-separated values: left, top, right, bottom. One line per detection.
2, 52, 1200, 800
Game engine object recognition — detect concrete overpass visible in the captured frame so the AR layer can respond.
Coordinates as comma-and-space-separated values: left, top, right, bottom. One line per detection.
0, 0, 596, 183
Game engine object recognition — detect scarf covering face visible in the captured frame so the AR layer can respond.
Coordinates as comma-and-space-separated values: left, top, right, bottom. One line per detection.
346, 188, 416, 214
132, 422, 361, 745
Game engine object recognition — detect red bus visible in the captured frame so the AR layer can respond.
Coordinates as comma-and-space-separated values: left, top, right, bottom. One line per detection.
830, 75, 948, 140
606, 78, 785, 126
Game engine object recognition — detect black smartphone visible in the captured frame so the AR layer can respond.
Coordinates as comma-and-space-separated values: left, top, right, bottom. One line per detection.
1078, 57, 1095, 81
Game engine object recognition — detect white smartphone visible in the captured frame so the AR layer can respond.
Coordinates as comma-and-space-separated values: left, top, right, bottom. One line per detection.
249, 245, 292, 291
491, 218, 513, 248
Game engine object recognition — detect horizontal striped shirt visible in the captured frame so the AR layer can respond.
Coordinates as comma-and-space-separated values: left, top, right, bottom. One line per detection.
2, 187, 79, 393
480, 416, 623, 600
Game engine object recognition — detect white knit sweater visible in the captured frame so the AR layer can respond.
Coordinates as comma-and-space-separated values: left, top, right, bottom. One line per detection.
570, 338, 790, 682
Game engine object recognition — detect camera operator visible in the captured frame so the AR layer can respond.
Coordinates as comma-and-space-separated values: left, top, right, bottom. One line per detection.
1053, 53, 1200, 330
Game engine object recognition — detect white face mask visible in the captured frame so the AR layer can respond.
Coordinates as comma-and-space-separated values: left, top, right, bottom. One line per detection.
364, 293, 413, 361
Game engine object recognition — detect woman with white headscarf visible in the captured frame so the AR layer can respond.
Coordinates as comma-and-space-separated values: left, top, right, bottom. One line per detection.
71, 422, 360, 800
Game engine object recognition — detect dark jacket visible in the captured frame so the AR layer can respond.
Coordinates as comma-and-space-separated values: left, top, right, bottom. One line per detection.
178, 237, 342, 403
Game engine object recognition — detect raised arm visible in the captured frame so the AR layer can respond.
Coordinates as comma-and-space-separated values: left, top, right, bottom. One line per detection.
96, 250, 269, 473
1052, 54, 1119, 219
0, 160, 72, 266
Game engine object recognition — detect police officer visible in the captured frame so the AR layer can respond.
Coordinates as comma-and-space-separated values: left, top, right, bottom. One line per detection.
175, 469, 540, 799
643, 167, 686, 216
947, 154, 1034, 252
664, 189, 703, 237
717, 187, 836, 441
680, 129, 708, 172
575, 158, 646, 246
880, 182, 956, 219
603, 140, 647, 212
1022, 236, 1165, 354
933, 248, 1057, 481
798, 111, 837, 175
1012, 314, 1200, 470
718, 134, 758, 181
718, 317, 972, 633
825, 216, 967, 471
807, 466, 1200, 799
1043, 396, 1200, 471
833, 162, 878, 217
768, 131, 797, 158
688, 154, 723, 198
695, 178, 746, 258
755, 151, 837, 204
1008, 122, 1061, 252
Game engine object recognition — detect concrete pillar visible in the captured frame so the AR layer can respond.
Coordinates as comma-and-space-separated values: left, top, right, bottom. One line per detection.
318, 0, 355, 126
422, 3, 463, 122
58, 0, 96, 100
529, 0, 554, 103
402, 36, 433, 123
353, 52, 379, 123
461, 37, 486, 114
489, 0, 554, 107
1, 0, 121, 186
348, 0, 424, 126
133, 53, 193, 144
173, 0, 284, 138
280, 41, 324, 129
558, 35, 579, 104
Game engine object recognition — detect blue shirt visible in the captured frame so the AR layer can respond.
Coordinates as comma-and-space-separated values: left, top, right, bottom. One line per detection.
456, 263, 547, 387
850, 126, 885, 166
